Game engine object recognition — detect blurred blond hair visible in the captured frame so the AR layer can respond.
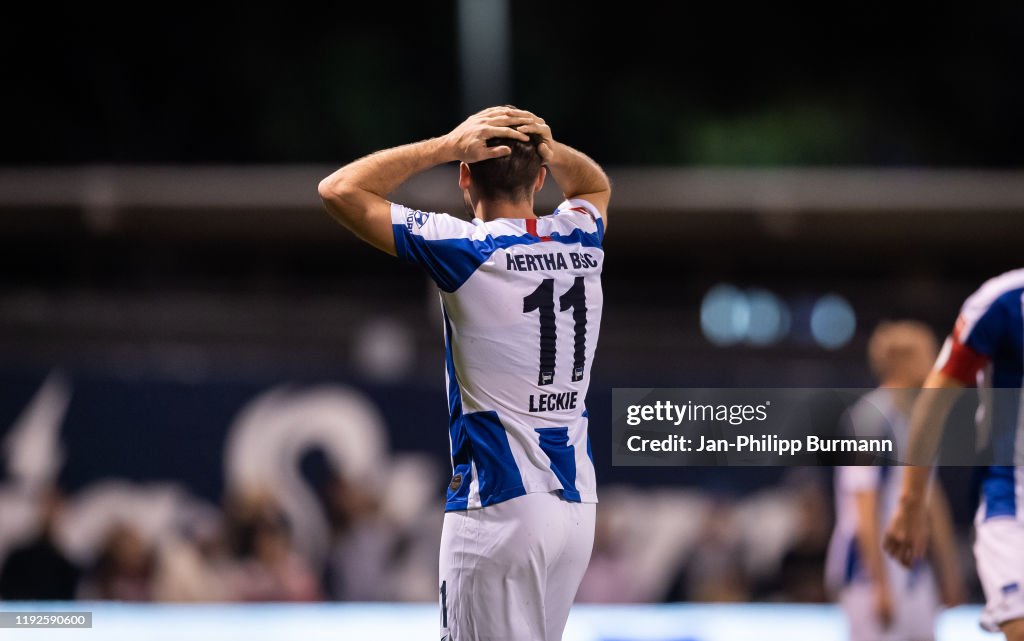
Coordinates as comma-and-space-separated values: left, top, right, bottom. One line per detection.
867, 320, 938, 386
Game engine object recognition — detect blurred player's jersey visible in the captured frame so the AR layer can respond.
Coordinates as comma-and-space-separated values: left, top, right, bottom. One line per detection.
826, 388, 934, 593
390, 199, 603, 511
933, 268, 1024, 524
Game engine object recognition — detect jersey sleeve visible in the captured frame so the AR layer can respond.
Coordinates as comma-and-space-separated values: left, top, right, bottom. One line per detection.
936, 292, 1008, 385
842, 394, 893, 441
552, 198, 605, 244
390, 203, 488, 292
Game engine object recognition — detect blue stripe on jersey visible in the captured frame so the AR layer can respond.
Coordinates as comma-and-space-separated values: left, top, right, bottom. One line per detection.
988, 297, 1022, 467
443, 303, 526, 510
447, 462, 473, 509
991, 390, 1021, 466
463, 411, 526, 507
987, 289, 1024, 387
442, 307, 473, 510
964, 288, 1023, 357
392, 224, 603, 293
982, 465, 1016, 520
968, 285, 1023, 521
535, 427, 581, 502
582, 409, 593, 462
843, 537, 860, 585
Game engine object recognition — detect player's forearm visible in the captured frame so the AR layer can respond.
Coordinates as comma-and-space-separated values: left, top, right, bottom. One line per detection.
546, 141, 610, 200
898, 373, 963, 505
854, 491, 888, 588
898, 467, 932, 513
318, 138, 455, 202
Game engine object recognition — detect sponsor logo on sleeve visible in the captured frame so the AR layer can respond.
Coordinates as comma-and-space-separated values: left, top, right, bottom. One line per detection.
404, 210, 430, 232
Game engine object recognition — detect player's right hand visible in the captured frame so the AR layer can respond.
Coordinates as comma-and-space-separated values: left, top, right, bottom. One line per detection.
443, 107, 534, 163
883, 498, 929, 568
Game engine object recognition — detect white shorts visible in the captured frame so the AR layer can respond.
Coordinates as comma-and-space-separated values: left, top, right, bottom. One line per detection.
975, 517, 1024, 632
439, 491, 596, 641
838, 568, 940, 641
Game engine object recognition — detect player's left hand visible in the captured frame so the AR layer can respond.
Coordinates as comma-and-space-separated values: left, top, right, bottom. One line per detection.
883, 498, 929, 568
443, 107, 534, 163
514, 112, 555, 163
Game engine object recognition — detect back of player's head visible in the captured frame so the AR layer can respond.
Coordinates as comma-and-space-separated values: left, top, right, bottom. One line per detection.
468, 133, 544, 202
868, 320, 938, 384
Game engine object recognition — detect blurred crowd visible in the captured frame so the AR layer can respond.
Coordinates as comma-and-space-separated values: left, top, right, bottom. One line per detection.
0, 470, 842, 605
579, 470, 835, 605
0, 473, 431, 603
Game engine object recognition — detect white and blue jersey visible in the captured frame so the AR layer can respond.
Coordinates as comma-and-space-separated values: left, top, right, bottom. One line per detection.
934, 268, 1024, 524
827, 390, 942, 640
827, 389, 933, 592
390, 199, 604, 512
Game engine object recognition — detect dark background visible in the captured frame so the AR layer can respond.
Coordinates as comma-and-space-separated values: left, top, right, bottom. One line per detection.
4, 2, 1023, 166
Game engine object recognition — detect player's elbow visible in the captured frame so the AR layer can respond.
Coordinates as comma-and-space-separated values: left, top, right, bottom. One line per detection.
317, 176, 362, 215
317, 177, 369, 229
582, 174, 612, 201
316, 177, 332, 200
318, 175, 353, 202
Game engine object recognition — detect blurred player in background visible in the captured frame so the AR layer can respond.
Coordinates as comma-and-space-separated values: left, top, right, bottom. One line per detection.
827, 321, 963, 641
318, 106, 610, 641
886, 269, 1024, 640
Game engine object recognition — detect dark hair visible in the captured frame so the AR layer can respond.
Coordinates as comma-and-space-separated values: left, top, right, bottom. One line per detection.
468, 133, 543, 202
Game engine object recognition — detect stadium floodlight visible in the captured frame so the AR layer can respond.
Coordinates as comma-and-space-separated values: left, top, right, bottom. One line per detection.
457, 0, 510, 113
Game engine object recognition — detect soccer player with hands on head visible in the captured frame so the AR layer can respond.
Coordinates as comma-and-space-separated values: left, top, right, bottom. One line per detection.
320, 106, 610, 641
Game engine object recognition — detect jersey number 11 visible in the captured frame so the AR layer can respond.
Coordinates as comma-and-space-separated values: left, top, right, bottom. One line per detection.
523, 276, 587, 386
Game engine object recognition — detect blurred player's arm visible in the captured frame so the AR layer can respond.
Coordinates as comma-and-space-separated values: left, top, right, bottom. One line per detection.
885, 297, 1003, 568
883, 370, 964, 566
318, 107, 532, 254
518, 117, 611, 227
927, 482, 966, 607
852, 488, 894, 626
